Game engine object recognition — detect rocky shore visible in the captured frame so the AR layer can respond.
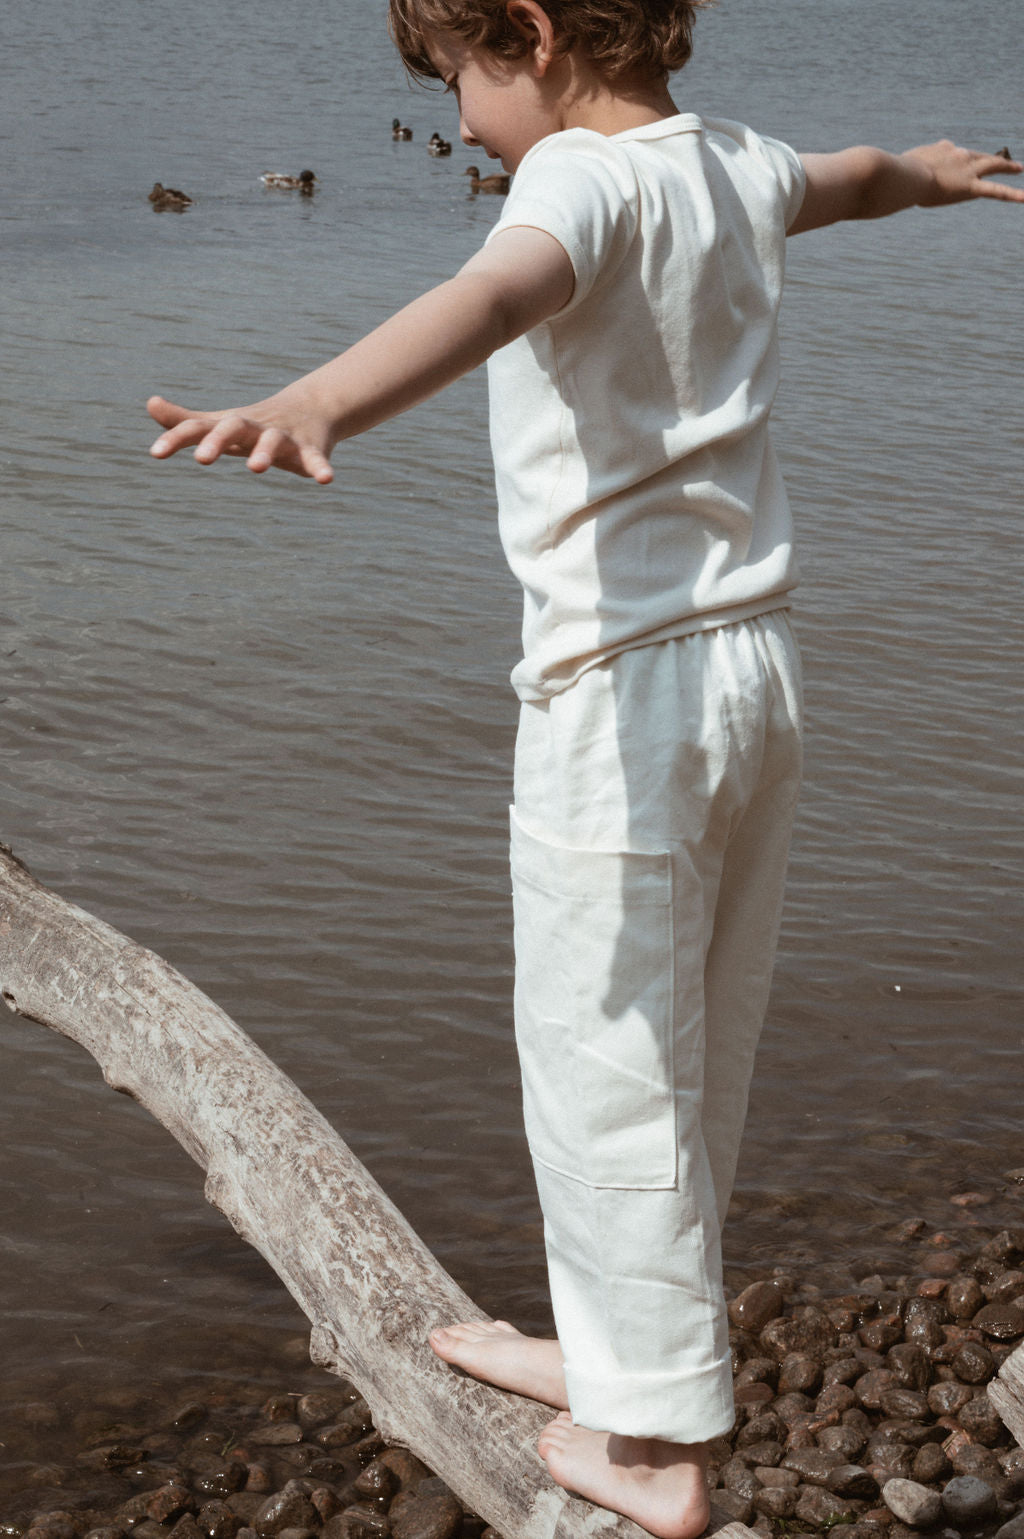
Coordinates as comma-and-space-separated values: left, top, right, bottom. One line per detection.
3, 1220, 1024, 1539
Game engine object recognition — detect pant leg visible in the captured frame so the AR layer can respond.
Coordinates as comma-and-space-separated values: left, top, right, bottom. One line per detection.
511, 613, 802, 1445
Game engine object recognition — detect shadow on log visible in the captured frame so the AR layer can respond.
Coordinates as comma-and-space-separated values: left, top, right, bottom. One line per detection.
0, 845, 752, 1539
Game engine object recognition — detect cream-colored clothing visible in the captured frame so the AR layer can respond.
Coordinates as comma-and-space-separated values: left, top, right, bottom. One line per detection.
513, 614, 802, 1442
486, 115, 806, 702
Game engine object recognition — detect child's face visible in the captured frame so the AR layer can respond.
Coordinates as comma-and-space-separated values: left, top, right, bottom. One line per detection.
427, 31, 562, 172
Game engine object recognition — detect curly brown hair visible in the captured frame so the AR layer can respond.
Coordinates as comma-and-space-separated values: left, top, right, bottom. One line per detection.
388, 0, 713, 85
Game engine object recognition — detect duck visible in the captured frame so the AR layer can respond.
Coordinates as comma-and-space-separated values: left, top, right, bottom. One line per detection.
260, 169, 318, 193
148, 181, 192, 212
464, 165, 511, 195
427, 132, 453, 157
392, 118, 413, 141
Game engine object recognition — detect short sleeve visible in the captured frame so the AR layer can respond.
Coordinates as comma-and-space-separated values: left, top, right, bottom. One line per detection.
703, 116, 806, 231
485, 130, 640, 312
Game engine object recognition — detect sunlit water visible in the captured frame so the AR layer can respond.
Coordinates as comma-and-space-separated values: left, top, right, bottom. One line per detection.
1, 0, 1021, 1503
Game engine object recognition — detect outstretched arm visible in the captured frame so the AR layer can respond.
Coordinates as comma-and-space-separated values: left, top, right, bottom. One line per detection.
148, 224, 575, 485
789, 140, 1024, 235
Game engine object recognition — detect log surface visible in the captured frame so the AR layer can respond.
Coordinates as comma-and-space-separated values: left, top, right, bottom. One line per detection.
991, 1341, 1024, 1450
0, 846, 751, 1539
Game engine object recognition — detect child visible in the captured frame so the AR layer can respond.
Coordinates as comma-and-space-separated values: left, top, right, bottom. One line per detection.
148, 3, 1022, 1534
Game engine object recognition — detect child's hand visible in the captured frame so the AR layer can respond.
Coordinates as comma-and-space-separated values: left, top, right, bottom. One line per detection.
901, 140, 1024, 206
148, 386, 336, 485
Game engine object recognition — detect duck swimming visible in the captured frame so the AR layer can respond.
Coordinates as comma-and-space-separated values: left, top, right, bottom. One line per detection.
392, 118, 413, 141
148, 182, 192, 212
464, 165, 510, 195
428, 132, 452, 157
260, 169, 318, 193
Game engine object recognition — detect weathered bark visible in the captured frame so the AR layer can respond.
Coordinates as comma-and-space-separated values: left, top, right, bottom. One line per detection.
0, 845, 751, 1539
990, 1342, 1024, 1450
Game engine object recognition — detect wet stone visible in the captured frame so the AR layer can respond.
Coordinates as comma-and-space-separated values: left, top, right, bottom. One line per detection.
888, 1343, 931, 1392
737, 1439, 784, 1467
857, 1370, 897, 1410
868, 1444, 916, 1481
755, 1465, 799, 1488
753, 1485, 797, 1519
249, 1424, 303, 1447
388, 1488, 463, 1539
772, 1391, 815, 1425
761, 1308, 836, 1362
729, 1280, 787, 1333
952, 1341, 996, 1384
198, 1501, 242, 1539
880, 1386, 930, 1422
146, 1485, 196, 1523
973, 1302, 1024, 1340
986, 1270, 1024, 1305
818, 1425, 868, 1461
354, 1461, 399, 1507
816, 1382, 858, 1416
948, 1441, 1004, 1481
254, 1492, 316, 1538
912, 1442, 951, 1484
778, 1353, 822, 1395
927, 1381, 974, 1416
720, 1456, 760, 1500
958, 1392, 1006, 1445
736, 1412, 786, 1448
823, 1356, 863, 1388
226, 1496, 265, 1524
735, 1380, 774, 1408
861, 1321, 904, 1353
794, 1485, 855, 1527
995, 1517, 1024, 1539
827, 1464, 880, 1500
882, 1477, 943, 1528
169, 1404, 207, 1434
323, 1504, 390, 1539
781, 1449, 842, 1485
195, 1465, 249, 1500
711, 1490, 754, 1526
734, 1355, 778, 1388
298, 1390, 356, 1428
947, 1277, 985, 1321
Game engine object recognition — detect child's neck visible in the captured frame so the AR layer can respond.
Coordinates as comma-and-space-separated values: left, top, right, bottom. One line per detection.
556, 58, 681, 139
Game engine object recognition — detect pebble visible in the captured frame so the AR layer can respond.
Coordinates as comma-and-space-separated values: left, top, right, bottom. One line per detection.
883, 1477, 944, 1527
8, 1224, 1024, 1539
941, 1475, 998, 1525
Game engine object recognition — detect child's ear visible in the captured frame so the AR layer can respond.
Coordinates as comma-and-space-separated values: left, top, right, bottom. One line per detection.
504, 0, 559, 73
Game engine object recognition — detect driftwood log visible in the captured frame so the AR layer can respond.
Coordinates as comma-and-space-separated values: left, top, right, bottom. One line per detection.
0, 845, 752, 1539
991, 1343, 1024, 1451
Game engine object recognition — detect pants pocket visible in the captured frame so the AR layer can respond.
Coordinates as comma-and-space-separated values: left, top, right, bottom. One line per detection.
510, 805, 677, 1190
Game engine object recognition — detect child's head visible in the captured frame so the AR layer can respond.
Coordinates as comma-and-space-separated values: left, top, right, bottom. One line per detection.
389, 0, 710, 88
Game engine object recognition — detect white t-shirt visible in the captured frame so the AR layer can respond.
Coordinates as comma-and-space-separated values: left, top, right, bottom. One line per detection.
485, 114, 806, 701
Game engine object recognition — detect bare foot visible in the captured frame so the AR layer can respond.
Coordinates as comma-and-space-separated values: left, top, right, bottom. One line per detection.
537, 1412, 710, 1539
429, 1320, 569, 1409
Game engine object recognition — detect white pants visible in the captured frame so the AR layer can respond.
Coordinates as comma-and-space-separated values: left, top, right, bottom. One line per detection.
511, 613, 803, 1443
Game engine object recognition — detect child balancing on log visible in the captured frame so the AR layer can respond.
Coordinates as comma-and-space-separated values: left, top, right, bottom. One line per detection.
148, 1, 1023, 1532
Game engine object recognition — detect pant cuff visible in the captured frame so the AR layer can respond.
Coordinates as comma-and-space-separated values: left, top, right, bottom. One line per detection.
564, 1357, 735, 1444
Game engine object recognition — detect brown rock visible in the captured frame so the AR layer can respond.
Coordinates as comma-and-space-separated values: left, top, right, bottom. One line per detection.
711, 1490, 754, 1526
818, 1426, 868, 1461
146, 1485, 195, 1523
388, 1489, 463, 1539
297, 1393, 349, 1430
734, 1356, 778, 1389
886, 1344, 930, 1392
760, 1308, 836, 1363
816, 1383, 858, 1417
947, 1276, 985, 1320
753, 1486, 797, 1519
720, 1456, 760, 1501
878, 1387, 930, 1422
778, 1354, 823, 1395
827, 1464, 880, 1500
781, 1449, 843, 1486
773, 1391, 815, 1425
254, 1491, 317, 1538
927, 1380, 973, 1416
973, 1302, 1024, 1340
860, 1321, 903, 1353
823, 1357, 863, 1388
245, 1466, 275, 1495
197, 1501, 242, 1539
734, 1381, 774, 1408
730, 1280, 787, 1333
736, 1412, 786, 1448
986, 1270, 1024, 1304
249, 1424, 304, 1447
856, 1370, 896, 1410
867, 1445, 916, 1482
737, 1440, 784, 1467
958, 1393, 1007, 1445
755, 1466, 799, 1488
912, 1442, 951, 1483
953, 1340, 997, 1383
948, 1441, 1004, 1481
322, 1506, 390, 1539
795, 1485, 856, 1527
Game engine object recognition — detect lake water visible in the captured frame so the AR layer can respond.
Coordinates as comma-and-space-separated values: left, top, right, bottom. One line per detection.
1, 0, 1022, 1501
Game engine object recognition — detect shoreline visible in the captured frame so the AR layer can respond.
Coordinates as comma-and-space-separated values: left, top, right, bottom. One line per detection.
4, 1216, 1024, 1539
